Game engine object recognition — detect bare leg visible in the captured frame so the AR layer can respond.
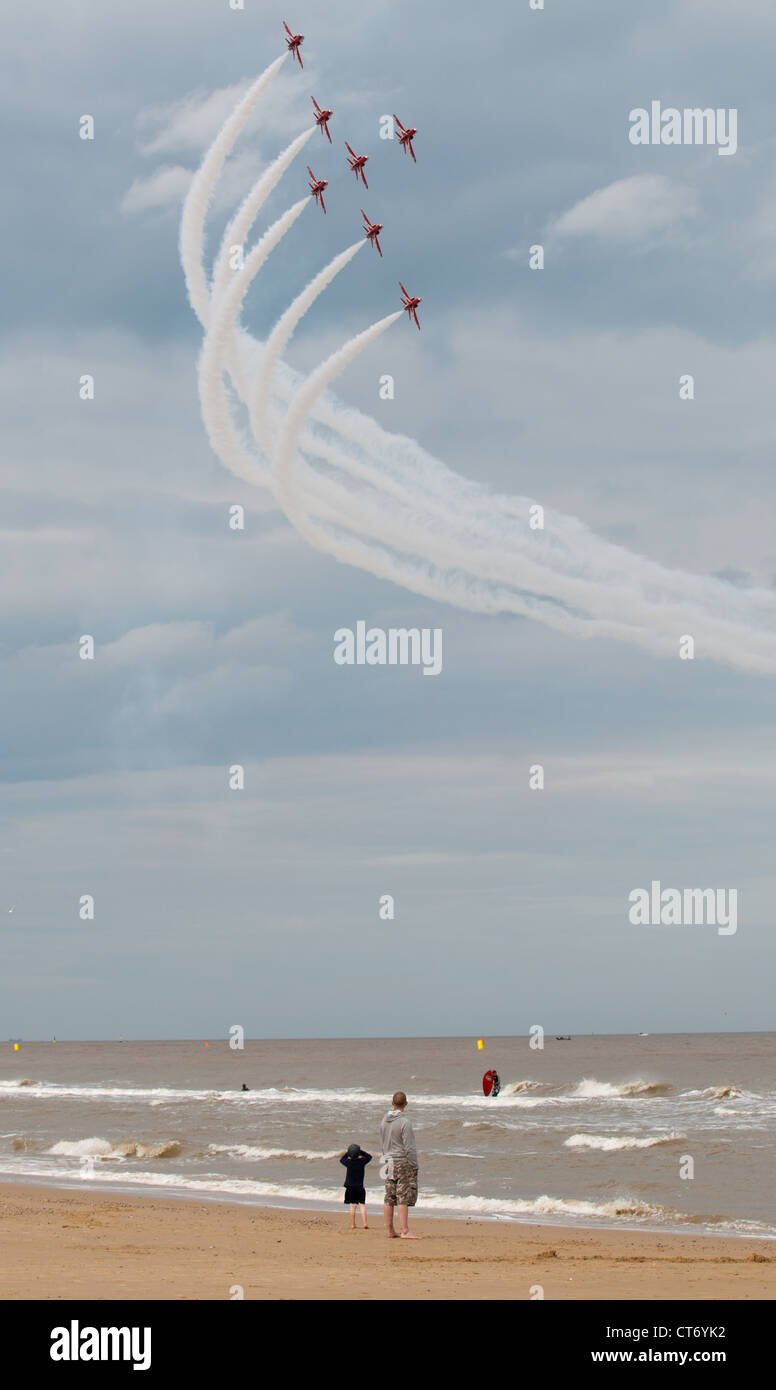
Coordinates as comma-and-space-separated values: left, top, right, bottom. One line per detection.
360, 1204, 368, 1229
349, 1204, 356, 1229
398, 1203, 420, 1238
384, 1202, 397, 1237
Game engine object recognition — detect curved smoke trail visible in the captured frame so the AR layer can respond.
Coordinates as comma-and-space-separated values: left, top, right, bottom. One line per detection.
207, 230, 687, 646
250, 241, 364, 453
267, 321, 687, 648
180, 54, 287, 326
208, 242, 604, 632
198, 198, 309, 486
184, 64, 776, 674
173, 68, 699, 637
272, 312, 402, 517
211, 127, 316, 308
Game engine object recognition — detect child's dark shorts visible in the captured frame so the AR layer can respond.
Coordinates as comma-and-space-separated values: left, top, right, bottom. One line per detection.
344, 1185, 366, 1204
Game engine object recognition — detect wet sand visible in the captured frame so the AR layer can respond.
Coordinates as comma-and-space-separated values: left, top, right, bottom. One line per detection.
1, 1183, 774, 1300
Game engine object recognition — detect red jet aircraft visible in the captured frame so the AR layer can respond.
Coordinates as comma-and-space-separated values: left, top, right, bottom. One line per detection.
399, 283, 421, 330
361, 210, 383, 257
345, 143, 369, 189
312, 97, 333, 143
283, 21, 304, 68
393, 114, 417, 163
307, 168, 327, 213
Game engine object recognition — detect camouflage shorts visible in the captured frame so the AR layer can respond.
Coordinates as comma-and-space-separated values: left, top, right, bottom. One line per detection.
383, 1159, 418, 1207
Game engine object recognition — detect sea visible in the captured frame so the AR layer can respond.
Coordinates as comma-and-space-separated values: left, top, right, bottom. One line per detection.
1, 1034, 774, 1238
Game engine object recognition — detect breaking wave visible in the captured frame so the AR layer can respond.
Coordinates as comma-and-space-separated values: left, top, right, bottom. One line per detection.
2, 1077, 684, 1109
682, 1084, 745, 1100
47, 1137, 181, 1160
572, 1079, 671, 1100
462, 1121, 509, 1132
565, 1133, 684, 1151
208, 1143, 340, 1161
419, 1191, 666, 1220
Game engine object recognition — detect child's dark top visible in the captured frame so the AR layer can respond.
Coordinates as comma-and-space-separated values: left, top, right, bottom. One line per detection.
340, 1150, 372, 1186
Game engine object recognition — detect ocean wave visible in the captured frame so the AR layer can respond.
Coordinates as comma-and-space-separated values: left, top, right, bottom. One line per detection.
0, 1158, 667, 1223
3, 1161, 344, 1204
418, 1191, 666, 1220
0, 1080, 555, 1109
111, 1140, 182, 1159
1, 1080, 235, 1104
2, 1155, 774, 1234
572, 1078, 671, 1100
47, 1137, 181, 1160
462, 1121, 508, 1132
434, 1151, 484, 1159
0, 1075, 754, 1114
564, 1133, 684, 1151
208, 1143, 339, 1161
682, 1084, 745, 1100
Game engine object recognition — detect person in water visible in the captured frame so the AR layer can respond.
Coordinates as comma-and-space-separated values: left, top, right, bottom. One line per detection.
339, 1142, 372, 1229
241, 1083, 250, 1091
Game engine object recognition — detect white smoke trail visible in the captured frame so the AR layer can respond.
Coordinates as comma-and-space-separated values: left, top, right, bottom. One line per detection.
245, 325, 776, 667
206, 243, 599, 636
211, 127, 316, 308
175, 81, 677, 643
242, 293, 776, 664
250, 240, 364, 452
254, 338, 776, 665
259, 330, 690, 649
197, 198, 309, 486
273, 313, 402, 513
185, 72, 776, 673
180, 53, 287, 327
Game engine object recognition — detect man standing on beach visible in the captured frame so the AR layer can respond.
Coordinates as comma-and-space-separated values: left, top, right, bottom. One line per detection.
381, 1090, 420, 1239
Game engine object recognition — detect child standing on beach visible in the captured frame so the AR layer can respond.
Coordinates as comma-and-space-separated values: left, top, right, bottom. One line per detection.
339, 1142, 372, 1229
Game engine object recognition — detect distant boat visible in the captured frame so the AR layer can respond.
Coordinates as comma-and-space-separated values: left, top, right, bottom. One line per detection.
555, 1035, 571, 1041
638, 1032, 649, 1036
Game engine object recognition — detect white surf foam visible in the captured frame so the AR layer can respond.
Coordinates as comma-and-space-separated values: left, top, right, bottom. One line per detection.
462, 1121, 510, 1131
48, 1137, 181, 1160
208, 1143, 339, 1161
565, 1133, 684, 1151
2, 1156, 774, 1235
417, 1190, 665, 1220
572, 1078, 670, 1100
0, 1080, 557, 1109
0, 1157, 667, 1223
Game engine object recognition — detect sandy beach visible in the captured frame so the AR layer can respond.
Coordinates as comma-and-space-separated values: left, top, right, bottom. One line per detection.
1, 1183, 774, 1301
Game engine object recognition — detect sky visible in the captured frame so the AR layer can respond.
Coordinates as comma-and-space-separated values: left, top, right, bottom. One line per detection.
2, 0, 776, 1040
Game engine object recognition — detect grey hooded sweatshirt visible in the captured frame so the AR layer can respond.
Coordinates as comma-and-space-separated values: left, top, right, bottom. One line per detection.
380, 1108, 418, 1169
